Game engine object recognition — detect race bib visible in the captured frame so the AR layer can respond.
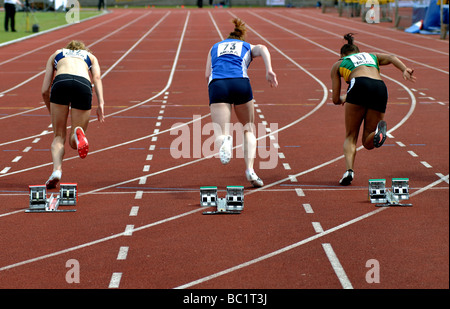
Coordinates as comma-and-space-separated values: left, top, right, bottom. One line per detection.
348, 52, 376, 67
217, 41, 243, 57
63, 49, 88, 60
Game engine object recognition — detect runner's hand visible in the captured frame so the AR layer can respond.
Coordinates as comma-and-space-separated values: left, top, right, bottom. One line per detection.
266, 70, 278, 88
97, 105, 105, 123
403, 68, 416, 82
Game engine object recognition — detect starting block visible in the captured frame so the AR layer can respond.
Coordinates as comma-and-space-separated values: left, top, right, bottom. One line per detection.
368, 179, 387, 203
200, 186, 244, 214
369, 178, 412, 207
200, 186, 218, 207
26, 183, 77, 213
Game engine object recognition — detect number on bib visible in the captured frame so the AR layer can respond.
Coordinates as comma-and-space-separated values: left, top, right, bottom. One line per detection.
348, 52, 376, 67
217, 42, 243, 57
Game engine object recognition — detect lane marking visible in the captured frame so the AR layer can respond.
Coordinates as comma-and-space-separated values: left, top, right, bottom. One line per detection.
124, 225, 134, 236
134, 191, 143, 199
302, 203, 314, 214
108, 272, 122, 288
408, 150, 418, 157
0, 176, 446, 277
0, 11, 168, 138
421, 161, 433, 168
312, 222, 323, 233
129, 206, 139, 217
0, 10, 434, 286
322, 243, 353, 289
117, 247, 129, 260
295, 188, 305, 197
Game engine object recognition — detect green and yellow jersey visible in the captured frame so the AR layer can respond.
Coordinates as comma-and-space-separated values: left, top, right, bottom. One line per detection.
339, 52, 380, 82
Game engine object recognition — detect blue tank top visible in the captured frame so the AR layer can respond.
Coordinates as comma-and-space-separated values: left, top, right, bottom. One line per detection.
208, 39, 252, 84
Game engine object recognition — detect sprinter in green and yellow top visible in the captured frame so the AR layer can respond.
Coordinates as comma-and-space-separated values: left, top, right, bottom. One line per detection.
330, 33, 416, 186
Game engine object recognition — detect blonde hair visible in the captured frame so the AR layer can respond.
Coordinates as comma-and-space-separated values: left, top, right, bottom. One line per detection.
65, 40, 91, 53
227, 18, 247, 41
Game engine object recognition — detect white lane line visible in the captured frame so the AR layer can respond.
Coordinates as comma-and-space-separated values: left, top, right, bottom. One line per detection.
295, 188, 305, 197
408, 151, 418, 157
129, 206, 139, 217
134, 191, 143, 199
322, 243, 353, 289
0, 11, 168, 140
124, 225, 134, 236
421, 161, 433, 168
108, 272, 122, 288
11, 156, 22, 163
302, 203, 314, 214
0, 167, 11, 174
436, 173, 449, 184
312, 222, 324, 233
117, 247, 129, 260
1, 176, 446, 276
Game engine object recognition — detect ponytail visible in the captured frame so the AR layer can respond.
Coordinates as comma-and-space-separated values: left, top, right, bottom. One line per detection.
340, 33, 359, 56
227, 18, 247, 41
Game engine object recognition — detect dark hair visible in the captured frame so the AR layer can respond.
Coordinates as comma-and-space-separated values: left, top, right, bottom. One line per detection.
227, 18, 247, 41
340, 33, 359, 56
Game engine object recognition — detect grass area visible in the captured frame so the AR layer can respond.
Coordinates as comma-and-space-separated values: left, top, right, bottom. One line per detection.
0, 10, 104, 44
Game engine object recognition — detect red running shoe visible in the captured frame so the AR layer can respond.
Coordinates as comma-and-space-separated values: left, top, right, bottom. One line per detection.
75, 127, 89, 159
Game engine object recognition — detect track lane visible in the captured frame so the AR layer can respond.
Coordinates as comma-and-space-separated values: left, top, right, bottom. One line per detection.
0, 8, 447, 289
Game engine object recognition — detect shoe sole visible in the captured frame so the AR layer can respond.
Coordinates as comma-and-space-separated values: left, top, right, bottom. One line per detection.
219, 150, 230, 164
374, 120, 387, 148
46, 178, 60, 189
78, 141, 89, 159
250, 179, 264, 188
339, 176, 353, 186
339, 171, 354, 186
76, 128, 89, 159
219, 137, 232, 165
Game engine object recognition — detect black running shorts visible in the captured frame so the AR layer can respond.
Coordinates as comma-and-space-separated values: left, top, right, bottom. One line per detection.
50, 74, 92, 110
208, 78, 253, 105
346, 76, 388, 113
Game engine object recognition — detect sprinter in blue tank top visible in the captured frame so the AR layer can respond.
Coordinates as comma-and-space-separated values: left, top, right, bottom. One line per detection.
205, 18, 278, 188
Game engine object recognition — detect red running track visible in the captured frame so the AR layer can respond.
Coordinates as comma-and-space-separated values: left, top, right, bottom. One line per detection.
0, 8, 448, 293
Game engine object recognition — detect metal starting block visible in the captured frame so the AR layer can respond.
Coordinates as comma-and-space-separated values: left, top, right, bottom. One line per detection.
200, 186, 218, 207
200, 186, 244, 215
368, 179, 387, 203
26, 184, 77, 213
369, 178, 412, 207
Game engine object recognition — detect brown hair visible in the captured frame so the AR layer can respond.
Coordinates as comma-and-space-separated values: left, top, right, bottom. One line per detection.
65, 40, 90, 53
340, 33, 359, 56
227, 18, 247, 41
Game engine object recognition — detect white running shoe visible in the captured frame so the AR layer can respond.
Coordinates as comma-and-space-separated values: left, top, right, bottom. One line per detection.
219, 135, 232, 165
46, 170, 62, 189
246, 169, 264, 188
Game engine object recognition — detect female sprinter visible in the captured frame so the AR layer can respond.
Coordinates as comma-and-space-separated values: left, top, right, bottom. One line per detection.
330, 33, 416, 185
205, 18, 278, 187
41, 40, 105, 189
